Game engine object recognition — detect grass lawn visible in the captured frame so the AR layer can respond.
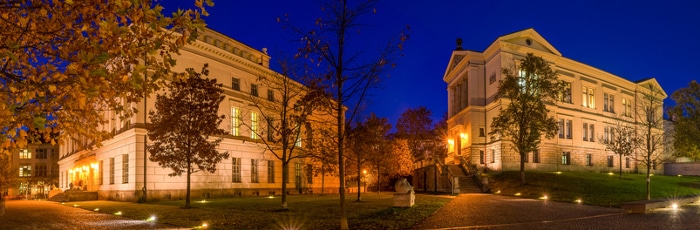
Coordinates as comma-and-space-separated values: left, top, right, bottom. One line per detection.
64, 193, 453, 229
488, 171, 700, 207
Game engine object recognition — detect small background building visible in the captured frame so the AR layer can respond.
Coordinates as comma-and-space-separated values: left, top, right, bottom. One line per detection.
5, 143, 59, 199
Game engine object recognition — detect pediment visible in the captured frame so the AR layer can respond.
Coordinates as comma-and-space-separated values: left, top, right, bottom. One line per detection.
497, 28, 562, 57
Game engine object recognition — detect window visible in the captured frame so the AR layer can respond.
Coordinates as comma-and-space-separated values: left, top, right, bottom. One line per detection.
232, 158, 241, 182
562, 152, 571, 165
604, 126, 610, 142
625, 157, 630, 168
583, 123, 594, 142
589, 124, 595, 143
295, 162, 303, 185
251, 159, 259, 183
36, 149, 47, 159
19, 165, 31, 177
122, 154, 128, 183
267, 89, 274, 102
583, 123, 588, 141
305, 122, 313, 149
232, 77, 240, 91
99, 160, 103, 185
36, 164, 47, 177
479, 128, 485, 137
607, 156, 614, 167
306, 164, 313, 184
490, 150, 495, 163
295, 128, 302, 147
566, 120, 572, 139
586, 154, 593, 166
524, 152, 529, 163
559, 81, 572, 103
251, 112, 259, 139
479, 150, 485, 164
652, 161, 657, 170
109, 158, 115, 184
231, 107, 241, 136
267, 160, 275, 183
622, 98, 632, 117
533, 150, 540, 163
20, 149, 31, 159
558, 119, 565, 138
267, 118, 275, 142
604, 93, 615, 113
251, 84, 258, 97
582, 86, 595, 108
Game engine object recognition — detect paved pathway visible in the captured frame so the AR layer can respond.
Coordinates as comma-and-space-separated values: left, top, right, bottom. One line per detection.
0, 200, 181, 229
413, 194, 700, 230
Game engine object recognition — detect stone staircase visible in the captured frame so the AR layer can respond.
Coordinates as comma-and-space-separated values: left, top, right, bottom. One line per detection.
49, 192, 66, 202
447, 165, 484, 193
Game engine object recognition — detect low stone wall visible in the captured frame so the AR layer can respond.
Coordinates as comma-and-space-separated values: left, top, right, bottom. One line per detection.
64, 191, 98, 201
98, 187, 339, 202
664, 162, 700, 176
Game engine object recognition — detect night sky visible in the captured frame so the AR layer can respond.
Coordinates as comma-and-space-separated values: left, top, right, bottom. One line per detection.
161, 0, 700, 127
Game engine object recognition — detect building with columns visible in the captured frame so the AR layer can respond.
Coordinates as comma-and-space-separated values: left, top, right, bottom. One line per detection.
57, 29, 339, 201
443, 28, 667, 174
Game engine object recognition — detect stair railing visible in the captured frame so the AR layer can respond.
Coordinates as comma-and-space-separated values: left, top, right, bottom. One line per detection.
459, 156, 490, 193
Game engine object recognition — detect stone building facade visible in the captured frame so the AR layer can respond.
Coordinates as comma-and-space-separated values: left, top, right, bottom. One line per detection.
57, 29, 340, 202
5, 143, 59, 199
444, 28, 668, 174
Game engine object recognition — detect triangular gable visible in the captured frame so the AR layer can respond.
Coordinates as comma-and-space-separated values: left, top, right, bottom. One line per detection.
448, 54, 466, 72
496, 28, 562, 57
635, 78, 668, 98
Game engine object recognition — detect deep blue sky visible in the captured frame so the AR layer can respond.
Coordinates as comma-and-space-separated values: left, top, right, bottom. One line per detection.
162, 0, 700, 126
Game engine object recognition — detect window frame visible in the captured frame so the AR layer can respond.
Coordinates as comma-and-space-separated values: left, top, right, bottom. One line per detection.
231, 77, 240, 91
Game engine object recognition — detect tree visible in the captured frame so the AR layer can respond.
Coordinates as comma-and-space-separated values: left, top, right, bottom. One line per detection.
490, 53, 564, 186
395, 107, 434, 162
0, 1, 210, 152
146, 64, 230, 208
287, 0, 408, 228
0, 152, 15, 216
599, 116, 641, 179
668, 80, 700, 160
346, 113, 391, 201
384, 138, 414, 180
634, 83, 668, 200
245, 59, 327, 209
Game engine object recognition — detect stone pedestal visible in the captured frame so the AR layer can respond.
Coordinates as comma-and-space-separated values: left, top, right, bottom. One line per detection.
393, 191, 415, 207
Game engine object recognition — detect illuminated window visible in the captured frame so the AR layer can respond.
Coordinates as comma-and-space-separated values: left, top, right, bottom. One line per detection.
558, 119, 565, 138
566, 120, 572, 139
19, 165, 31, 177
251, 112, 259, 139
295, 162, 303, 185
109, 158, 115, 184
582, 86, 595, 108
231, 107, 240, 136
232, 158, 241, 183
99, 160, 103, 185
622, 98, 632, 117
562, 152, 571, 165
122, 154, 128, 184
20, 149, 31, 159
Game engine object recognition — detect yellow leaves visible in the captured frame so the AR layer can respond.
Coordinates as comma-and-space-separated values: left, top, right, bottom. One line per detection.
40, 8, 48, 17
48, 84, 57, 93
65, 0, 73, 4
121, 74, 130, 83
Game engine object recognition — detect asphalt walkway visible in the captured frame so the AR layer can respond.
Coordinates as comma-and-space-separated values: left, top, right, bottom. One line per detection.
412, 193, 700, 230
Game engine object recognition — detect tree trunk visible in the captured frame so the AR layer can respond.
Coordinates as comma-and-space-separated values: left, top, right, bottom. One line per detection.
185, 166, 191, 208
282, 160, 288, 209
646, 156, 651, 200
520, 153, 526, 186
619, 155, 623, 179
356, 155, 361, 201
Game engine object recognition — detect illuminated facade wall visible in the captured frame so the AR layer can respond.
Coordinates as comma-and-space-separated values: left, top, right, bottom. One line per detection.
57, 29, 340, 202
443, 28, 668, 173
